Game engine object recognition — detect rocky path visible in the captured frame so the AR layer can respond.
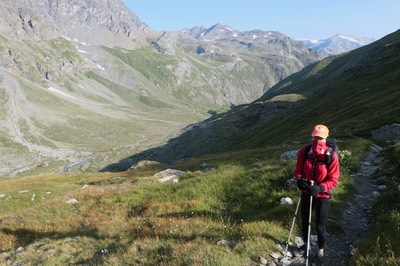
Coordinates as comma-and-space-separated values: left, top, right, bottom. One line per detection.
272, 144, 383, 266
322, 144, 383, 266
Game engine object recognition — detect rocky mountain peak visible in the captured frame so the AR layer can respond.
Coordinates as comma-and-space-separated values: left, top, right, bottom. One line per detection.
0, 0, 157, 48
41, 0, 149, 35
185, 23, 285, 43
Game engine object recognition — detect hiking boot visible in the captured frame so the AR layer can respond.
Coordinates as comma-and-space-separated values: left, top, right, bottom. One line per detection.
312, 252, 325, 266
294, 245, 306, 257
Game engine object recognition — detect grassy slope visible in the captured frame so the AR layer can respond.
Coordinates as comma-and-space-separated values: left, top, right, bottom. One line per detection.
0, 32, 399, 265
0, 39, 211, 176
0, 141, 364, 265
132, 30, 400, 167
216, 30, 400, 153
2, 137, 395, 265
0, 25, 318, 179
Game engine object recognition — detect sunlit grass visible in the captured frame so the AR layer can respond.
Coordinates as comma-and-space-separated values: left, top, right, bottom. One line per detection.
1, 139, 398, 265
267, 93, 306, 102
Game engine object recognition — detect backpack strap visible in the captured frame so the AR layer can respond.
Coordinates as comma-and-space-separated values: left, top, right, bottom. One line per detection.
325, 147, 334, 166
303, 145, 317, 180
303, 144, 312, 165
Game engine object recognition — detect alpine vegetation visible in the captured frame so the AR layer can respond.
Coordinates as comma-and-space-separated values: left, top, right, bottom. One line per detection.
0, 0, 399, 265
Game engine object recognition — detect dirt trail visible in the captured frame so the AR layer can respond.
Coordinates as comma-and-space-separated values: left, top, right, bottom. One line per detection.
277, 144, 382, 266
322, 144, 382, 265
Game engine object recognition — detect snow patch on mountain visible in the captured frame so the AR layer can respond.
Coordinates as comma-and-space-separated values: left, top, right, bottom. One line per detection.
300, 34, 375, 58
337, 34, 363, 44
48, 87, 88, 103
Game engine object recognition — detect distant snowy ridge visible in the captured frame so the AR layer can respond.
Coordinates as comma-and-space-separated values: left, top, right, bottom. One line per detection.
300, 33, 375, 58
337, 34, 365, 44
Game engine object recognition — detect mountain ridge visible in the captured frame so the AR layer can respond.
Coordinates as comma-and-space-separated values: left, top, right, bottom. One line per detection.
101, 29, 400, 171
300, 33, 375, 58
0, 0, 393, 178
0, 0, 154, 47
0, 2, 399, 264
0, 0, 320, 178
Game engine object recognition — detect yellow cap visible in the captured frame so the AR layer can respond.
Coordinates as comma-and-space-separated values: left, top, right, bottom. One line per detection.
311, 124, 329, 138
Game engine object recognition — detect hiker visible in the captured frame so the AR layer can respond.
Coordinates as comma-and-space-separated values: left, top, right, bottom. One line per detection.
294, 124, 340, 263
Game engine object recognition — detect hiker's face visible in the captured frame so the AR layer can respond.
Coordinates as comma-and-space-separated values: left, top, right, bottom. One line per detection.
312, 137, 326, 154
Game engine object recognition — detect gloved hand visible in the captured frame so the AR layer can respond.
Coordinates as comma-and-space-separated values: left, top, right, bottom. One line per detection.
296, 178, 310, 190
308, 184, 324, 196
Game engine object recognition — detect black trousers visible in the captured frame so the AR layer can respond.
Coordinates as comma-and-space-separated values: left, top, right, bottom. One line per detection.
301, 192, 330, 249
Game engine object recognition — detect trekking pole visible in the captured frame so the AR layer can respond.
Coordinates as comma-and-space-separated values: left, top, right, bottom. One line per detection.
284, 193, 301, 255
305, 180, 314, 266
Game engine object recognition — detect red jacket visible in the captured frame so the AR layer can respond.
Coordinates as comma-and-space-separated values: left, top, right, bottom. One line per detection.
295, 144, 340, 198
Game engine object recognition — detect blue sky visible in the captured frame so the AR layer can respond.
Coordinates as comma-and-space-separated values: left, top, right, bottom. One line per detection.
122, 0, 399, 40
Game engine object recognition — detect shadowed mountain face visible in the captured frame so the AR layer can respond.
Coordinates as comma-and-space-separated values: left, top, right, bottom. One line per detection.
0, 0, 320, 177
101, 29, 400, 172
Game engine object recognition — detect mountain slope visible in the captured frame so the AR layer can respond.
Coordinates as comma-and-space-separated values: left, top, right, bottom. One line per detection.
0, 0, 153, 48
0, 0, 319, 177
176, 24, 317, 92
103, 29, 400, 170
